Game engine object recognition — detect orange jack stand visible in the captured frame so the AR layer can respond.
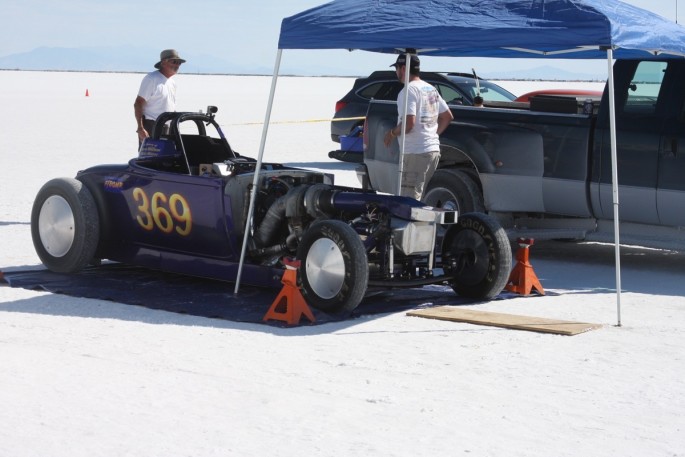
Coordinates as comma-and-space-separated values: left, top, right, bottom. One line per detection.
263, 259, 316, 325
506, 237, 545, 296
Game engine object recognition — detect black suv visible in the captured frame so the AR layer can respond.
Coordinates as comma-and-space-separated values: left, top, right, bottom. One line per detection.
331, 71, 516, 142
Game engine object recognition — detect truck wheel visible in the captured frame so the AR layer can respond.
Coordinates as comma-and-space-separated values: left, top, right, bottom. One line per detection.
31, 178, 100, 273
297, 220, 368, 313
423, 169, 484, 213
442, 212, 511, 300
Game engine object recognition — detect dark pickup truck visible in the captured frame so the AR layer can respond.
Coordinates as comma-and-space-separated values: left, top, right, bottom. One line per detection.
360, 59, 685, 250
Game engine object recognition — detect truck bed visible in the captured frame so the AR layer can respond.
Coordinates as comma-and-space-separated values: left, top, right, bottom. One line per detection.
365, 95, 598, 217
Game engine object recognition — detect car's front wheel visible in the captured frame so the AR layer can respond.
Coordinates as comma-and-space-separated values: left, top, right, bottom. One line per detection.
297, 220, 368, 313
31, 178, 100, 273
442, 212, 511, 300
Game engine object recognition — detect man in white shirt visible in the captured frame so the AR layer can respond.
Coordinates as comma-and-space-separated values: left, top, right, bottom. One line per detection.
134, 49, 186, 146
383, 54, 454, 200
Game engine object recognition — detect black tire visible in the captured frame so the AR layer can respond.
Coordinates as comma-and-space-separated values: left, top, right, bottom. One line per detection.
31, 178, 100, 273
423, 169, 485, 213
442, 212, 511, 300
296, 220, 368, 313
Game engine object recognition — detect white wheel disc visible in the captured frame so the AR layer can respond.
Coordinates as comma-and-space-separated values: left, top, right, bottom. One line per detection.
38, 195, 75, 257
305, 237, 345, 299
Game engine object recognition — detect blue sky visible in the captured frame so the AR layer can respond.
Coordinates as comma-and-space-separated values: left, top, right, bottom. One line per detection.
1, 0, 681, 77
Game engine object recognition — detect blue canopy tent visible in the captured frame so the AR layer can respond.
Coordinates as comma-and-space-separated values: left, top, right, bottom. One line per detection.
236, 0, 685, 325
279, 0, 685, 59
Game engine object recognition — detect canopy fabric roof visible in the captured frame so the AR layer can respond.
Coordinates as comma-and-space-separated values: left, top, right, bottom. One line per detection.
279, 0, 685, 59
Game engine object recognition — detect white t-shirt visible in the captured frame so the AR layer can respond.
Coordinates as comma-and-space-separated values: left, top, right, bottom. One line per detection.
397, 79, 449, 153
137, 70, 177, 121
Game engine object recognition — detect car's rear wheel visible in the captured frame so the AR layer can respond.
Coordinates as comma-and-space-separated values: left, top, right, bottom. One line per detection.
442, 212, 511, 300
31, 178, 100, 273
297, 220, 368, 313
423, 169, 484, 213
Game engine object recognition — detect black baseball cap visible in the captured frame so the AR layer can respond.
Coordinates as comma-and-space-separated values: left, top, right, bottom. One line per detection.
390, 53, 420, 70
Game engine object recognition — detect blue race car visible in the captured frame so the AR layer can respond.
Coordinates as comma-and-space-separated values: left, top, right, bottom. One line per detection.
31, 107, 512, 313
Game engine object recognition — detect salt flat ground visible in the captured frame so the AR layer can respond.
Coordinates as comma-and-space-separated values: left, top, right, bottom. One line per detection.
1, 71, 683, 457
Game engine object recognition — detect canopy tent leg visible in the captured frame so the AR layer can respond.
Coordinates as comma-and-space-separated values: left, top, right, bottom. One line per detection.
606, 47, 622, 327
396, 50, 414, 196
234, 49, 283, 295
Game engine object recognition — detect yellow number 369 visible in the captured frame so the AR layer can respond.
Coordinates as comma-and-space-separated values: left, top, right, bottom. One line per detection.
132, 187, 192, 236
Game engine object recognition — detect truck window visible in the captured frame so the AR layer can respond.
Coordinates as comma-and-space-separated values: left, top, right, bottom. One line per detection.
623, 61, 667, 116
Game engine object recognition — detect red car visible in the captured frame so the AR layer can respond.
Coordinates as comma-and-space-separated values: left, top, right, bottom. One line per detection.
514, 88, 603, 103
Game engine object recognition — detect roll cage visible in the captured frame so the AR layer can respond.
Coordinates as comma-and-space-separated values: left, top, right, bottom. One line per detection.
138, 108, 238, 175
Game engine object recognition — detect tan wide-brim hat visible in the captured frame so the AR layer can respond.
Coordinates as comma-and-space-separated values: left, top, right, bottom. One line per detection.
154, 49, 186, 69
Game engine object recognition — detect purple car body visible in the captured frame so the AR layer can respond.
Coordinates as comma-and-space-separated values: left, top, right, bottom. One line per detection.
31, 108, 512, 313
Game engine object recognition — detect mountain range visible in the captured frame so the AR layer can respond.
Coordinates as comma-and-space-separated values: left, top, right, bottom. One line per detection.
0, 46, 606, 80
0, 46, 276, 75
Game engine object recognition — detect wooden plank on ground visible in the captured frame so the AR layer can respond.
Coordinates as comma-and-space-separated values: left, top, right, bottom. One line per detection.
407, 307, 602, 336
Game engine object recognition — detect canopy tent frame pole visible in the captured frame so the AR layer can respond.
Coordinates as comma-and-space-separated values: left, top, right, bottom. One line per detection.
606, 46, 623, 326
396, 50, 414, 196
232, 45, 625, 327
234, 49, 283, 295
273, 0, 685, 329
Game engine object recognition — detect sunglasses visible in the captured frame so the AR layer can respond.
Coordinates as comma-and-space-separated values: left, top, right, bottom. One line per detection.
166, 59, 183, 65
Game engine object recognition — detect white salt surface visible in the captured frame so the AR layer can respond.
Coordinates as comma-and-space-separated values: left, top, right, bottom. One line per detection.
0, 71, 682, 457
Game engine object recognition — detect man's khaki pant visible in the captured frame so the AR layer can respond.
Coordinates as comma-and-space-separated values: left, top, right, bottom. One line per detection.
400, 151, 440, 201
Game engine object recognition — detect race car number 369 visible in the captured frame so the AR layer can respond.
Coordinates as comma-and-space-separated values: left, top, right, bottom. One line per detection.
132, 187, 192, 236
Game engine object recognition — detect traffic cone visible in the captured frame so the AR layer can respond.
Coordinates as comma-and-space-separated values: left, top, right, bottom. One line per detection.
263, 258, 316, 325
506, 237, 545, 296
